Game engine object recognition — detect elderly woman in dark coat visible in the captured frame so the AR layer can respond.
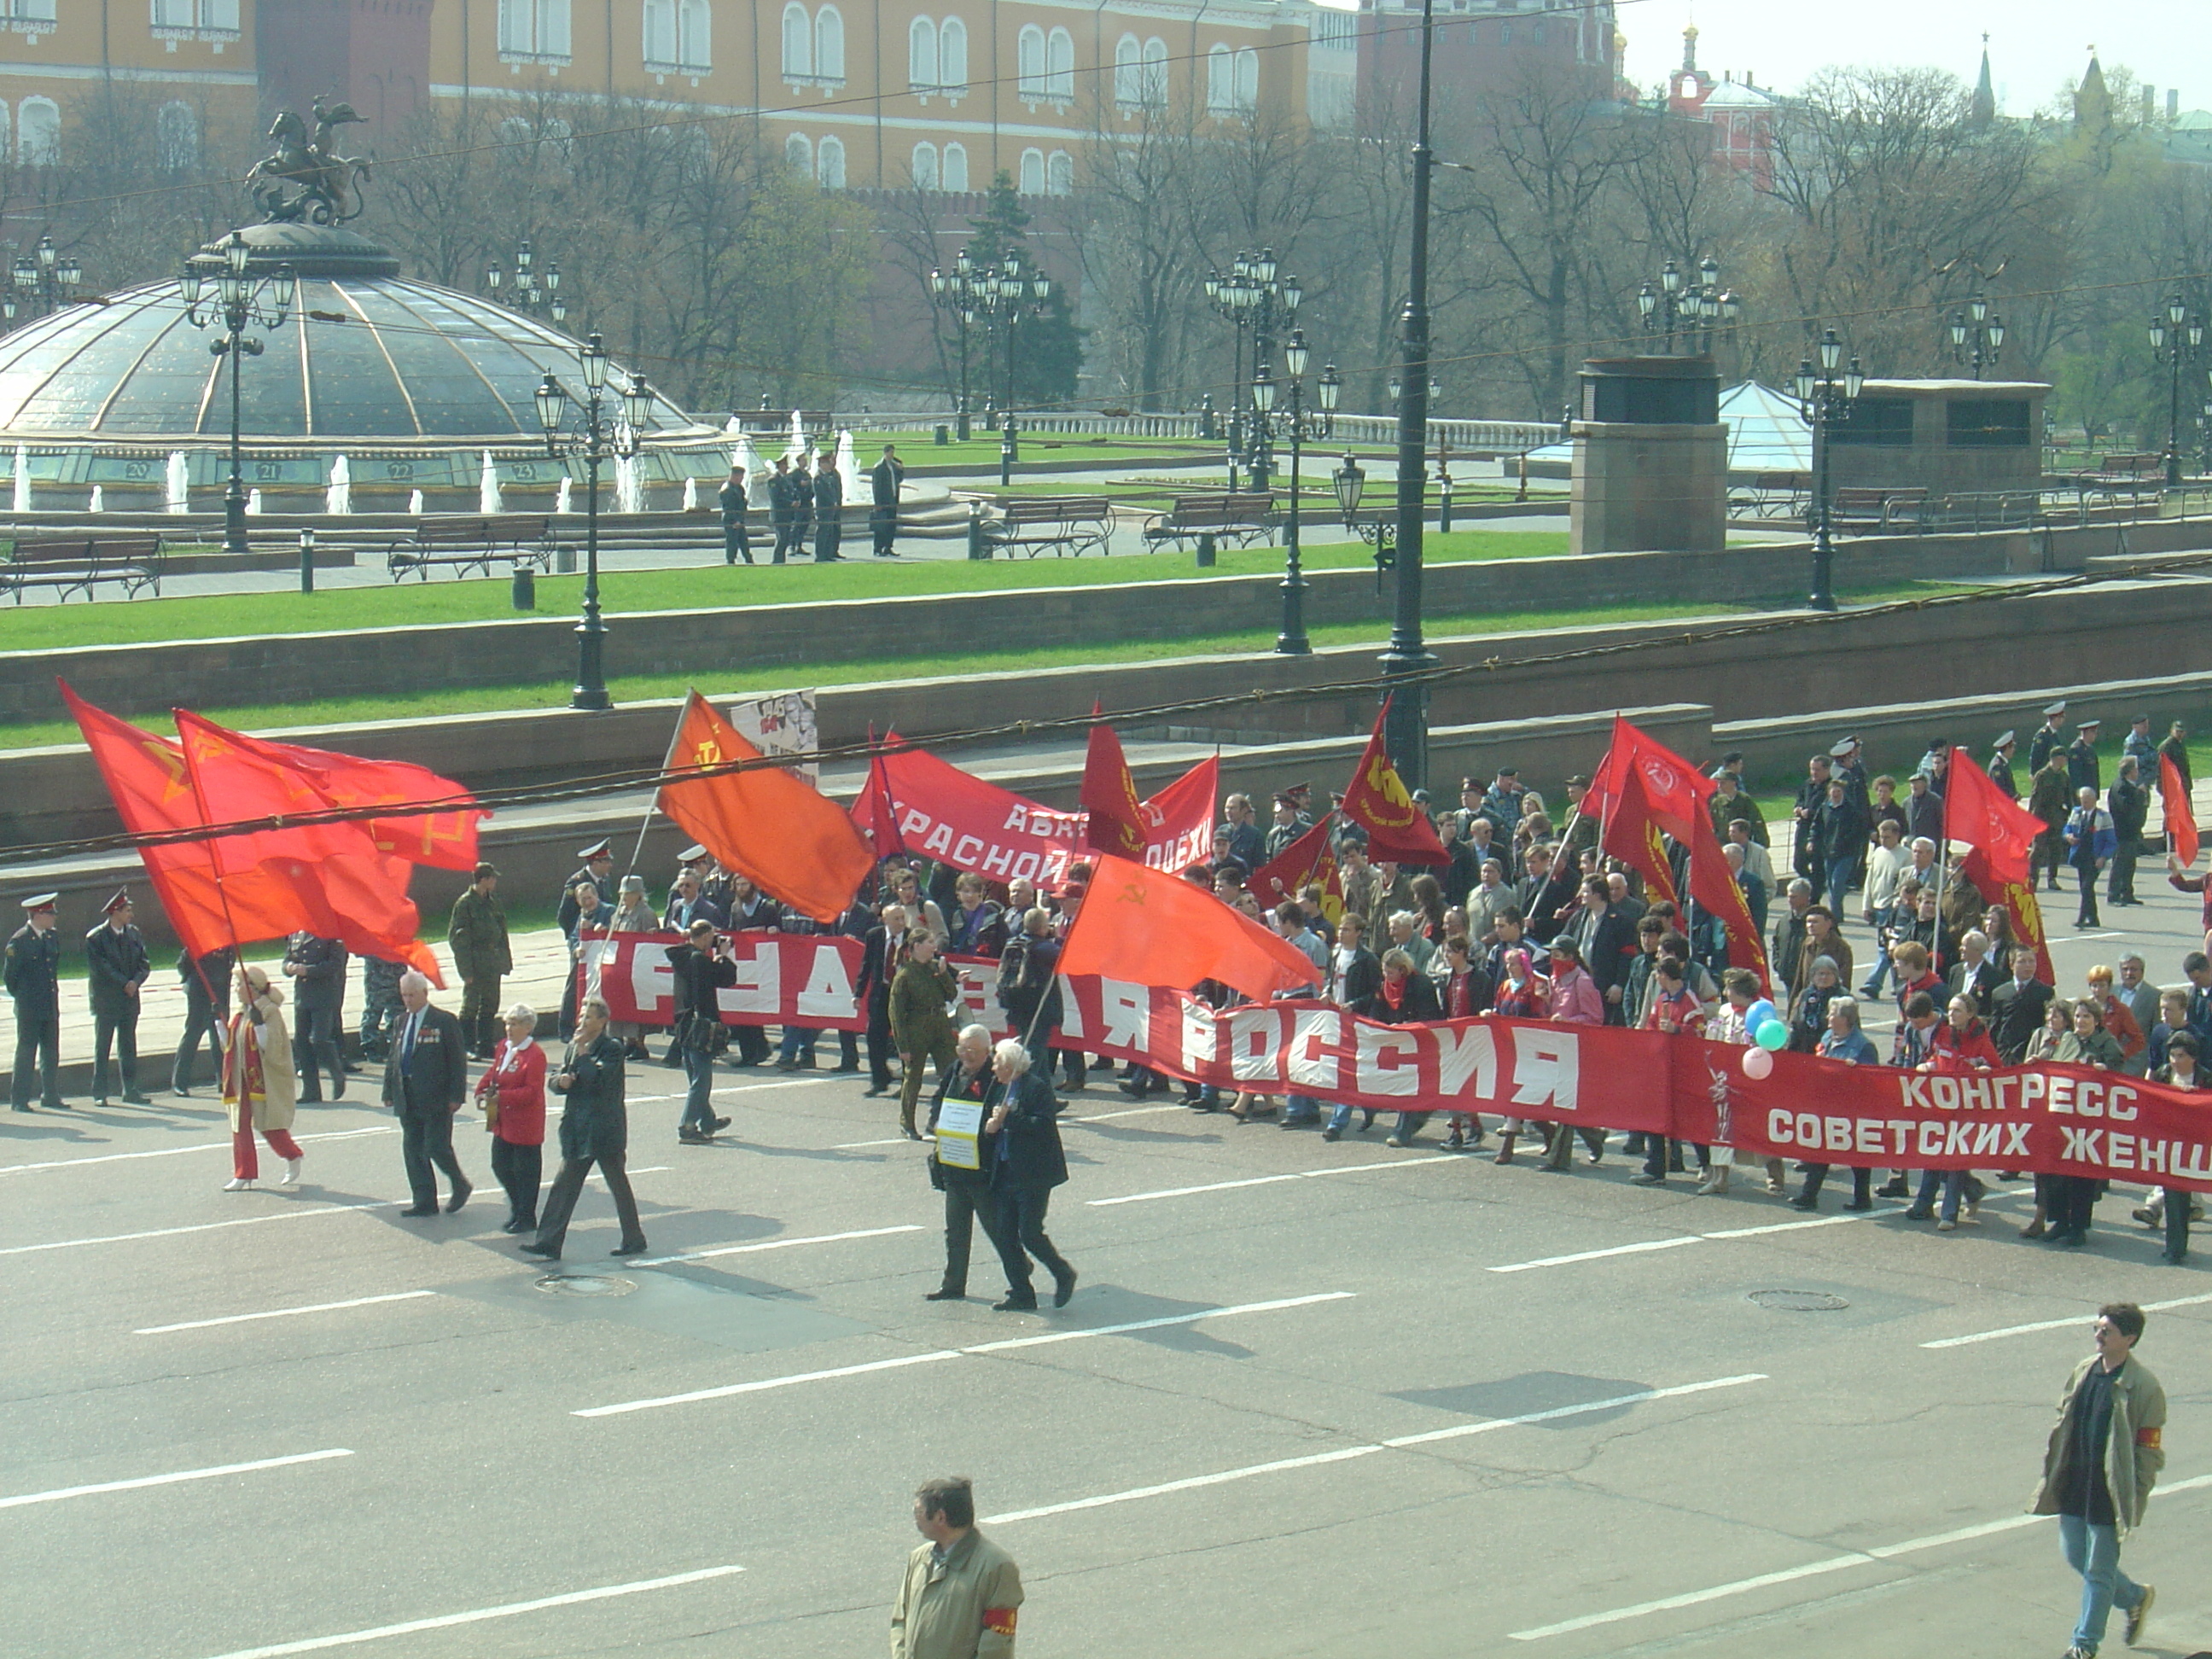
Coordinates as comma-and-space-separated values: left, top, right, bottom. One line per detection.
985, 1038, 1077, 1313
522, 997, 646, 1262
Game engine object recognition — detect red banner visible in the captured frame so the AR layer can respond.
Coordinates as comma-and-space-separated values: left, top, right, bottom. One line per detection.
595, 931, 1011, 1034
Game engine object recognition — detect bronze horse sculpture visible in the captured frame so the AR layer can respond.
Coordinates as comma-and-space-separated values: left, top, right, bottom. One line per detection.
246, 99, 372, 224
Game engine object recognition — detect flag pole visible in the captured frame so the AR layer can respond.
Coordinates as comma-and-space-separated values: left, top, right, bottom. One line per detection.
175, 711, 249, 1066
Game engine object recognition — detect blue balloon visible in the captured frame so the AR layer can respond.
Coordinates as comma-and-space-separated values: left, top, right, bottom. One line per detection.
1743, 998, 1777, 1034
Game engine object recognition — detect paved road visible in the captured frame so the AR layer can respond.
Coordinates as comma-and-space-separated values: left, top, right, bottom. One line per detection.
8, 877, 2211, 1658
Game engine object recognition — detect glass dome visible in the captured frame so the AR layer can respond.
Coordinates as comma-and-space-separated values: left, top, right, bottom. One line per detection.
0, 222, 711, 447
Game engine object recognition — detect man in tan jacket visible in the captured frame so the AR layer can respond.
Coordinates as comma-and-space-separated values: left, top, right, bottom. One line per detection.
2029, 1302, 2168, 1658
891, 1476, 1023, 1658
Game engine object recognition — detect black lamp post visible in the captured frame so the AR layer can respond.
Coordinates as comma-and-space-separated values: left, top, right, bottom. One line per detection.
485, 236, 568, 326
1791, 326, 1866, 614
1249, 335, 1340, 656
6, 234, 83, 329
181, 230, 296, 557
1206, 250, 1300, 495
2151, 291, 2202, 487
1945, 294, 2003, 378
535, 332, 655, 712
982, 251, 1051, 486
1637, 255, 1739, 353
928, 246, 985, 442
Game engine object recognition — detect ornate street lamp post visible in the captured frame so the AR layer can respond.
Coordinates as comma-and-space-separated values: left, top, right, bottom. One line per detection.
928, 246, 984, 442
535, 333, 655, 711
1944, 294, 2003, 379
1208, 250, 1300, 494
2151, 290, 2202, 487
1637, 254, 1739, 354
1792, 326, 1866, 614
485, 237, 568, 326
1249, 334, 1340, 656
5, 234, 84, 329
181, 231, 296, 557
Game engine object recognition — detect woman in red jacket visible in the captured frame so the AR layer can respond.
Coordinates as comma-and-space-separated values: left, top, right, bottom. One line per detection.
1905, 994, 1998, 1231
477, 1004, 549, 1234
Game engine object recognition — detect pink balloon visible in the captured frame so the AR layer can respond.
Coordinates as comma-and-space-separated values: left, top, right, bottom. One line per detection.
1741, 1045, 1775, 1080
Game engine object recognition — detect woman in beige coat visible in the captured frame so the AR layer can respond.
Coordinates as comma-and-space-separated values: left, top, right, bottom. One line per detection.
222, 963, 305, 1191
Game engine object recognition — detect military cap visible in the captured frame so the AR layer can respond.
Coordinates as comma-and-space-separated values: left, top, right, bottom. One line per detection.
1994, 730, 2016, 748
1828, 739, 1855, 759
2079, 719, 2102, 731
1720, 751, 1744, 765
102, 888, 131, 913
578, 840, 614, 861
2044, 701, 2067, 717
472, 862, 498, 881
678, 843, 711, 863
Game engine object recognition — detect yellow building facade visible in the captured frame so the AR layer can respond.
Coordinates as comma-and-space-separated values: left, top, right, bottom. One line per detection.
0, 0, 258, 171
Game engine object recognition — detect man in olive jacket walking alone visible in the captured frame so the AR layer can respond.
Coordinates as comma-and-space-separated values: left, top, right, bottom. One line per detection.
448, 863, 512, 1061
2029, 1301, 2168, 1657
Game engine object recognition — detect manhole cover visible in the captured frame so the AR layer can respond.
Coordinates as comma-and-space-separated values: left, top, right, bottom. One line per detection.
1748, 1289, 1848, 1313
535, 1273, 637, 1297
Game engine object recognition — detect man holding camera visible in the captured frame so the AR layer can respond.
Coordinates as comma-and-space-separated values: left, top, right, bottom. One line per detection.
667, 919, 737, 1144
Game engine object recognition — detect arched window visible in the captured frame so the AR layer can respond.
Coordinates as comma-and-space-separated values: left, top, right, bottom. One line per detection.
1205, 44, 1233, 114
1046, 149, 1073, 196
156, 101, 197, 170
1016, 24, 1045, 98
1114, 33, 1142, 108
0, 106, 11, 167
1235, 47, 1258, 110
818, 134, 846, 188
1018, 147, 1045, 195
1141, 37, 1168, 108
784, 131, 812, 173
813, 6, 845, 82
641, 0, 673, 66
780, 3, 810, 78
939, 15, 967, 88
910, 140, 938, 189
17, 96, 57, 166
1045, 26, 1074, 99
941, 140, 969, 192
908, 15, 937, 90
677, 0, 710, 69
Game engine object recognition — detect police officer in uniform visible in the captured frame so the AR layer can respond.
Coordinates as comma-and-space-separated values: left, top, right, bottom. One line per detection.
719, 463, 754, 565
2069, 719, 2104, 799
812, 444, 844, 562
2028, 700, 2069, 775
86, 890, 153, 1106
172, 943, 236, 1097
789, 451, 815, 562
1988, 730, 2020, 800
6, 893, 63, 1111
283, 931, 350, 1103
556, 841, 615, 940
765, 455, 796, 562
869, 443, 905, 557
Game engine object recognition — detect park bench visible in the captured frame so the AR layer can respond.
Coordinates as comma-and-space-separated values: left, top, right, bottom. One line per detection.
2072, 451, 2165, 509
387, 515, 560, 580
0, 534, 165, 602
1829, 486, 1929, 534
977, 496, 1115, 558
1728, 471, 1809, 519
1141, 492, 1276, 552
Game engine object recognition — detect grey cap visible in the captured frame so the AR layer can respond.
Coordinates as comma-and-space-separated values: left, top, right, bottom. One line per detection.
1994, 730, 2016, 748
2044, 701, 2067, 717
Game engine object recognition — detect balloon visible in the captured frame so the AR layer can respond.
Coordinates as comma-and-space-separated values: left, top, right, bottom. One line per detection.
1743, 998, 1776, 1034
1756, 1018, 1790, 1051
1742, 1045, 1774, 1080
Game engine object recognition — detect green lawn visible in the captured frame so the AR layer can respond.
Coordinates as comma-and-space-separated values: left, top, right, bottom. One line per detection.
0, 529, 1574, 653
3, 582, 1950, 753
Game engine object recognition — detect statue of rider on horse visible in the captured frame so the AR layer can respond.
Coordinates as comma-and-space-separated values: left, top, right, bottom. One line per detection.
247, 96, 372, 224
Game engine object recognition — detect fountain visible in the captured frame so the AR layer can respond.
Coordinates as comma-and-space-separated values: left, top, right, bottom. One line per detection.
835, 428, 860, 499
11, 444, 28, 514
247, 488, 264, 515
166, 451, 189, 515
555, 476, 573, 515
786, 409, 806, 460
732, 434, 766, 507
615, 452, 643, 514
326, 455, 352, 515
478, 450, 502, 515
681, 476, 699, 512
88, 485, 103, 513
408, 488, 424, 515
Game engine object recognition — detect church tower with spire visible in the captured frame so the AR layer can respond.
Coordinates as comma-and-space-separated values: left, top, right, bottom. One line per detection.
1969, 35, 1996, 128
2075, 47, 2113, 134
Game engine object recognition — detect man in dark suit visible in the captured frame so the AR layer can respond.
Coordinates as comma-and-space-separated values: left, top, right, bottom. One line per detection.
556, 841, 615, 940
985, 1038, 1075, 1312
382, 971, 472, 1217
868, 443, 905, 557
1988, 948, 2056, 1065
283, 931, 350, 1103
85, 889, 152, 1107
924, 1024, 1005, 1301
857, 900, 911, 1097
524, 996, 645, 1260
812, 445, 843, 562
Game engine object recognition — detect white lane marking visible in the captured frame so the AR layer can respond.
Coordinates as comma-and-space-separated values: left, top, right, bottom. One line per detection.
0, 1201, 390, 1257
1506, 1470, 2212, 1641
1089, 1155, 1457, 1207
1068, 1105, 1190, 1124
0, 1448, 353, 1511
193, 1563, 747, 1659
634, 1224, 924, 1266
573, 1292, 1355, 1417
832, 1137, 923, 1149
1923, 1290, 2212, 1348
1488, 1206, 1906, 1273
0, 1125, 396, 1177
137, 1290, 438, 1336
984, 1373, 1767, 1525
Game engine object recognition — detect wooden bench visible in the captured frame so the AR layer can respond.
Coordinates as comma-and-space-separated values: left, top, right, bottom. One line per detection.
2073, 451, 2165, 506
1830, 487, 1928, 534
1728, 471, 1809, 518
0, 535, 165, 602
978, 496, 1115, 558
387, 515, 559, 580
1141, 491, 1276, 551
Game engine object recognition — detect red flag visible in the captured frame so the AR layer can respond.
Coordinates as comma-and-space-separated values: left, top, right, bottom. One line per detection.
1599, 758, 1679, 907
1059, 853, 1322, 1002
849, 735, 903, 858
1080, 719, 1147, 859
1249, 818, 1345, 925
2164, 752, 2200, 868
1340, 702, 1447, 865
1132, 754, 1220, 874
175, 710, 441, 982
1943, 746, 2054, 981
61, 683, 306, 961
659, 690, 875, 923
239, 736, 483, 870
